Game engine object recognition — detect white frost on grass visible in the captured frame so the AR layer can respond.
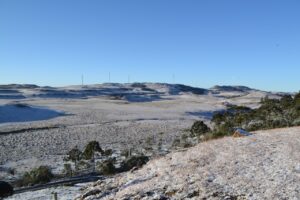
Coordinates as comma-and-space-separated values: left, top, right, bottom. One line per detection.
6, 183, 90, 200
0, 83, 283, 184
78, 127, 300, 200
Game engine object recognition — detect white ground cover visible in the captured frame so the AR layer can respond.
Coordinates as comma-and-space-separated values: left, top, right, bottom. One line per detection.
0, 83, 279, 183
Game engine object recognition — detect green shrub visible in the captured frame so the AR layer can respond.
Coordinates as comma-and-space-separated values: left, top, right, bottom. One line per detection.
210, 92, 300, 136
97, 159, 116, 175
67, 147, 82, 162
187, 92, 300, 142
211, 112, 226, 125
190, 121, 211, 137
20, 166, 53, 186
82, 141, 103, 160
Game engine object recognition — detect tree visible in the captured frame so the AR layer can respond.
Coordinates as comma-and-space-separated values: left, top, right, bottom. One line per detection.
67, 147, 82, 162
82, 141, 103, 160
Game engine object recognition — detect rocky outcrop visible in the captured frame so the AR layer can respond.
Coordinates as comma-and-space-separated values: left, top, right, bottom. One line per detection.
77, 127, 300, 200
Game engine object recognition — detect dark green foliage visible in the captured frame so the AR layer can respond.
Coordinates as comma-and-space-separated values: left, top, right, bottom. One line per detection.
82, 141, 103, 160
211, 112, 227, 126
280, 95, 294, 109
97, 159, 116, 175
190, 121, 211, 137
20, 166, 53, 186
67, 147, 82, 162
120, 155, 149, 172
293, 92, 300, 109
211, 93, 300, 135
227, 105, 252, 113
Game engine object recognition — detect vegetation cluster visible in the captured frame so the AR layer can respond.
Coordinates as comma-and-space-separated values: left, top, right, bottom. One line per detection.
187, 93, 300, 141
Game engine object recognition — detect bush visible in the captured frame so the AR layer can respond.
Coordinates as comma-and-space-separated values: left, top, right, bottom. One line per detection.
20, 166, 53, 186
190, 121, 211, 137
211, 112, 226, 125
67, 147, 82, 162
209, 92, 300, 136
97, 159, 116, 175
82, 141, 103, 160
120, 155, 149, 172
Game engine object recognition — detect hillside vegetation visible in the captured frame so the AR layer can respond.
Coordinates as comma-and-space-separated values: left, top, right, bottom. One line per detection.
196, 93, 300, 140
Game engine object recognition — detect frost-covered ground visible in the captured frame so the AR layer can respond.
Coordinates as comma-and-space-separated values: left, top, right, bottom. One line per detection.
0, 83, 281, 182
6, 182, 91, 200
77, 126, 300, 200
7, 126, 299, 200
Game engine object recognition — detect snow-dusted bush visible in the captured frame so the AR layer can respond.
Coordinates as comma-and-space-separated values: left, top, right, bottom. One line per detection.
82, 141, 103, 160
19, 166, 53, 186
97, 159, 116, 175
190, 121, 211, 137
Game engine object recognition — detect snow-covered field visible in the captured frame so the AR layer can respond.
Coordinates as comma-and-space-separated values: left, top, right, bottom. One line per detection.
0, 83, 281, 183
7, 127, 299, 200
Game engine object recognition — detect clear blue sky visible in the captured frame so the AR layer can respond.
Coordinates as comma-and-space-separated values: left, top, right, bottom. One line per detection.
0, 0, 299, 92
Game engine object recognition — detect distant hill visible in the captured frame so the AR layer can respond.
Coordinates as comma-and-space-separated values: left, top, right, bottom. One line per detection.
0, 83, 283, 101
0, 84, 39, 89
211, 85, 254, 92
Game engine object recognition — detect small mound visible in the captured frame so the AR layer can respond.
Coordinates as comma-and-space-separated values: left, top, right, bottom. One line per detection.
0, 103, 64, 123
